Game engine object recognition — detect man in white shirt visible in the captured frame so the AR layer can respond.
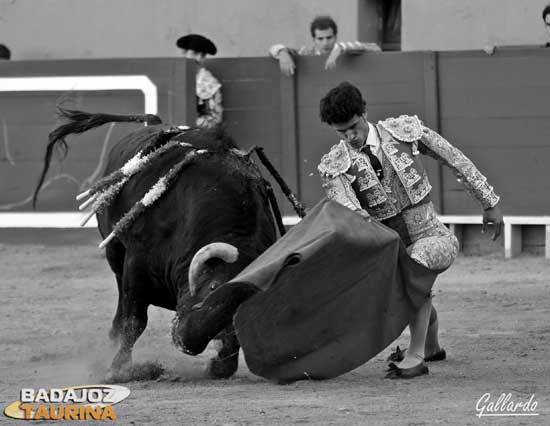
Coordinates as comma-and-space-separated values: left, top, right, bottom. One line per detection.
269, 15, 380, 76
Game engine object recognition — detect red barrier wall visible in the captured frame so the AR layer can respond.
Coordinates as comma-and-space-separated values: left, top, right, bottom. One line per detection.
1, 48, 549, 216
0, 58, 195, 211
437, 48, 550, 215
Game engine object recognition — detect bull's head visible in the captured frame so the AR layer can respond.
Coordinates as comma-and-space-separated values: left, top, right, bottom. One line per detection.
172, 242, 254, 355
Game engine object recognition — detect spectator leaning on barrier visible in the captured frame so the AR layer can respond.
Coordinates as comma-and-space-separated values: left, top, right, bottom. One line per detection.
317, 82, 503, 379
268, 15, 381, 76
176, 34, 223, 128
543, 5, 550, 47
0, 44, 11, 60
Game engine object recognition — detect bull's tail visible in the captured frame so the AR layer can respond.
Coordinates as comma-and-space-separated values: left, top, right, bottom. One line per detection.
32, 107, 162, 208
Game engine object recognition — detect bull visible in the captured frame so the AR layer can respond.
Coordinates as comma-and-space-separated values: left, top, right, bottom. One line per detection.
33, 109, 284, 381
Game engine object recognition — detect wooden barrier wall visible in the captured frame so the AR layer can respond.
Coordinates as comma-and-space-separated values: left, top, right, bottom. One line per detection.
1, 48, 549, 216
437, 48, 550, 215
0, 58, 196, 211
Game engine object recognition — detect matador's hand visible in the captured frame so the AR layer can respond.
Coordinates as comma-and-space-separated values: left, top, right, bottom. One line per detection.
325, 44, 342, 70
482, 205, 503, 240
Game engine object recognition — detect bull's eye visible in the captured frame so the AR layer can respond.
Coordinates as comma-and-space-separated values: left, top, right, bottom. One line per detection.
210, 283, 216, 291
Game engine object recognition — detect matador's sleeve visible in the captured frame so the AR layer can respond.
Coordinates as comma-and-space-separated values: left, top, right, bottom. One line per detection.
419, 125, 500, 209
317, 142, 365, 213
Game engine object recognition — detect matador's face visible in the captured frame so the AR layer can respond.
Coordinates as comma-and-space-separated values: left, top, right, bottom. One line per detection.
331, 114, 369, 150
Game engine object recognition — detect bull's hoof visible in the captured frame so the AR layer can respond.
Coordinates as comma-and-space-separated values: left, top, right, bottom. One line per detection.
105, 362, 164, 383
108, 328, 121, 345
206, 355, 238, 379
105, 367, 132, 384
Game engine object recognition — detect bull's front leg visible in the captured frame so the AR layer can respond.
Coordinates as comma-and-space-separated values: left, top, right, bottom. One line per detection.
207, 325, 240, 379
106, 257, 150, 383
108, 273, 124, 345
105, 241, 126, 345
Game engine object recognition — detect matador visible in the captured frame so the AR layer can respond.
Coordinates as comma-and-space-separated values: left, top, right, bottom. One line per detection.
317, 82, 503, 379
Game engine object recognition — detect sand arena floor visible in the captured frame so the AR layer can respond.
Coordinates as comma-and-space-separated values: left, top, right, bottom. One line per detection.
0, 229, 549, 425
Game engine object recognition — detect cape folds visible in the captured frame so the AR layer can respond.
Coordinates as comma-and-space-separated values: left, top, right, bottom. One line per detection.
230, 199, 440, 382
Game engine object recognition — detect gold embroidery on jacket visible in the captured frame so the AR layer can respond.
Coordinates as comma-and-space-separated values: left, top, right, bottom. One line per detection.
357, 175, 378, 191
402, 168, 422, 187
392, 152, 414, 172
348, 149, 388, 207
410, 178, 432, 204
353, 156, 370, 172
379, 127, 432, 206
384, 143, 399, 156
378, 115, 423, 142
318, 141, 352, 178
366, 188, 388, 207
367, 198, 399, 219
319, 116, 499, 221
420, 127, 499, 209
321, 174, 362, 211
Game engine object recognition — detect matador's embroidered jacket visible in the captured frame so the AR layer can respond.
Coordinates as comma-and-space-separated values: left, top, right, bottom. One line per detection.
317, 115, 499, 220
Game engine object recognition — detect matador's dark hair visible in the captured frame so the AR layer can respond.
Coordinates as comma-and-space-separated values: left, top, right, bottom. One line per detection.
319, 82, 366, 125
543, 5, 550, 20
310, 15, 338, 37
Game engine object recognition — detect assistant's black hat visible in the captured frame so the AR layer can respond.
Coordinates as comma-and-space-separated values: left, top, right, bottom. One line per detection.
176, 34, 217, 55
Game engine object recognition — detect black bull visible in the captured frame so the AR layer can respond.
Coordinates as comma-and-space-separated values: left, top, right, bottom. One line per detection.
33, 110, 280, 380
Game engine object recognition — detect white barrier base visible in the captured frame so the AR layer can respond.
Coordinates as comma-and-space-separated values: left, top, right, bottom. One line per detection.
0, 212, 299, 228
0, 213, 98, 228
4, 213, 547, 259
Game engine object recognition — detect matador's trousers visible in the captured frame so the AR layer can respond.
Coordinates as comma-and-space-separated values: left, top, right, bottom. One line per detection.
382, 201, 459, 271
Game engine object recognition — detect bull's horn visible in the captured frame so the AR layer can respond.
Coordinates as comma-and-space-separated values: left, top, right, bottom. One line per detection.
188, 243, 239, 296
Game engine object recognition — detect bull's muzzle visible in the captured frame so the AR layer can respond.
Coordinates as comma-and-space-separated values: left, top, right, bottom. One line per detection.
177, 282, 260, 355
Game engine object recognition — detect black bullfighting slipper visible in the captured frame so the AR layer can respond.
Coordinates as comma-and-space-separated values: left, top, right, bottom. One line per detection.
387, 346, 446, 363
385, 358, 429, 379
425, 348, 446, 362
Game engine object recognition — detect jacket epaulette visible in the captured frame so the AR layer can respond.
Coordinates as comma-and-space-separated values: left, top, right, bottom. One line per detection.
317, 140, 352, 178
378, 115, 423, 142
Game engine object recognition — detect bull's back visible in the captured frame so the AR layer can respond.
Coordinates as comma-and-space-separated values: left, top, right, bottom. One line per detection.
98, 134, 276, 251
103, 125, 171, 175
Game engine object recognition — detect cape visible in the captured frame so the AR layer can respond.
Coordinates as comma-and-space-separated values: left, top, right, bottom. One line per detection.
213, 199, 440, 383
